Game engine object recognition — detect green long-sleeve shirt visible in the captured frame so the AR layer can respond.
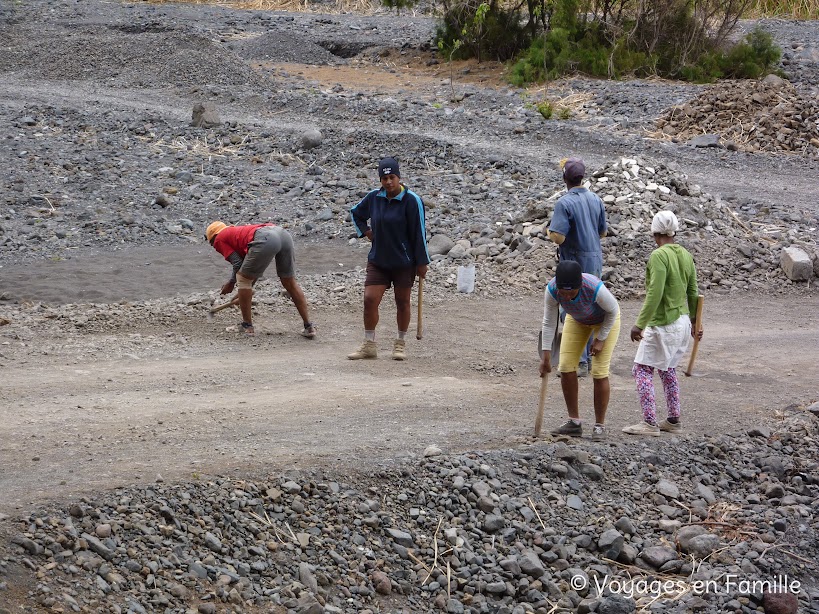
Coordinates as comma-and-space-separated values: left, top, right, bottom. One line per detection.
636, 243, 699, 329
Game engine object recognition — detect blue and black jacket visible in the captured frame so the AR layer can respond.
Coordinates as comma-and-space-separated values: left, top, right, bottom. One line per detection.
351, 186, 430, 269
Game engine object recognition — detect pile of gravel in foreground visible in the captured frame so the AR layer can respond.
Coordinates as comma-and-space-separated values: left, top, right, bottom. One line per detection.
2, 409, 817, 613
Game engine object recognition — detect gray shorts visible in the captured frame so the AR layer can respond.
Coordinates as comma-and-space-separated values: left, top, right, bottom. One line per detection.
239, 226, 296, 279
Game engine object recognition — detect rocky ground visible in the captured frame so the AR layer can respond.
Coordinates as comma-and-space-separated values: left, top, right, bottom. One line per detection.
0, 0, 818, 612
3, 409, 819, 614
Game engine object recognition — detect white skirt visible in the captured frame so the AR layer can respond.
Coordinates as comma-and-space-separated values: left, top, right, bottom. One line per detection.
634, 314, 691, 371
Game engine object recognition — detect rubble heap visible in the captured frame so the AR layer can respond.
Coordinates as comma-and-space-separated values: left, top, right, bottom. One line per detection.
654, 76, 819, 155
427, 156, 818, 298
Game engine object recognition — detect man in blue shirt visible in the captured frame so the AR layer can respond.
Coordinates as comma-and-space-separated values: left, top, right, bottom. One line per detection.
548, 157, 607, 377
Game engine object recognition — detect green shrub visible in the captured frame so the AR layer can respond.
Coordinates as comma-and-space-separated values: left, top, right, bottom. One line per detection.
537, 101, 554, 119
720, 27, 781, 78
381, 0, 417, 14
435, 2, 530, 62
558, 106, 572, 119
679, 51, 724, 83
677, 28, 781, 82
432, 0, 778, 86
510, 24, 654, 85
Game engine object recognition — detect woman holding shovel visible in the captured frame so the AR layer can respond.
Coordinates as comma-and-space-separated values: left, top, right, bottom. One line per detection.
540, 260, 621, 441
623, 211, 702, 436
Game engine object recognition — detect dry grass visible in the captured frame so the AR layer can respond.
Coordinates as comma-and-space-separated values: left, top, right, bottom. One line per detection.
139, 0, 380, 15
745, 0, 819, 18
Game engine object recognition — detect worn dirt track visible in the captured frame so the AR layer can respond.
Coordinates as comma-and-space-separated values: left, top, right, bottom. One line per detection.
2, 244, 817, 514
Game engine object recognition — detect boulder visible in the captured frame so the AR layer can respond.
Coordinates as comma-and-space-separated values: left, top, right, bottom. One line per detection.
780, 246, 813, 281
428, 234, 456, 256
597, 594, 636, 614
300, 129, 323, 150
639, 546, 677, 569
762, 591, 798, 614
191, 102, 221, 128
371, 570, 392, 595
447, 244, 468, 259
762, 74, 789, 88
598, 529, 624, 559
519, 551, 545, 578
385, 528, 414, 547
686, 533, 722, 558
675, 525, 707, 551
656, 479, 680, 499
689, 134, 721, 148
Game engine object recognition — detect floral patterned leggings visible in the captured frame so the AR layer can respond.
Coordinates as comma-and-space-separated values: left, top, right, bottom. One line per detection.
632, 363, 681, 426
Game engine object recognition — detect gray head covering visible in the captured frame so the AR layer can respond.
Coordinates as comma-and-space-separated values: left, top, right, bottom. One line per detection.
651, 211, 679, 236
562, 157, 585, 184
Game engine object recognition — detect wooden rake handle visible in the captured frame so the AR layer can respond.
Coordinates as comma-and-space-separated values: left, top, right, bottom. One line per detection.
209, 296, 240, 314
534, 374, 549, 437
416, 278, 424, 340
684, 295, 704, 377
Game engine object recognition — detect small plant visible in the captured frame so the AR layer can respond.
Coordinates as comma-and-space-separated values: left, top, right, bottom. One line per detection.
432, 102, 443, 109
536, 100, 554, 119
437, 38, 463, 100
558, 106, 572, 120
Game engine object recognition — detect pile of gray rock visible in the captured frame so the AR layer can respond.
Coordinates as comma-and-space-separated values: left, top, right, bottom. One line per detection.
2, 408, 817, 613
655, 76, 819, 155
424, 156, 819, 297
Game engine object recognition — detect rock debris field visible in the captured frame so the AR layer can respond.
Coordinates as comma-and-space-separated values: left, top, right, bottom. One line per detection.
3, 411, 819, 614
0, 0, 818, 612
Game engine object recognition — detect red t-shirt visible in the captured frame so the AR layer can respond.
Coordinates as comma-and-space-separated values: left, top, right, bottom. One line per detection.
212, 224, 274, 260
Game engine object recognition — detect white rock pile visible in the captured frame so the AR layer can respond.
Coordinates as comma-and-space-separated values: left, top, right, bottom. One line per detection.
425, 156, 819, 298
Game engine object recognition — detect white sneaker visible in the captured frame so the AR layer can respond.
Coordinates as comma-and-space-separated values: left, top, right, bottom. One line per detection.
622, 421, 661, 436
347, 340, 377, 360
392, 339, 406, 361
660, 419, 681, 432
300, 324, 317, 339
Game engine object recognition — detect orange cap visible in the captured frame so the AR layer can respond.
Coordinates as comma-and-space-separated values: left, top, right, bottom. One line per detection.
205, 221, 227, 243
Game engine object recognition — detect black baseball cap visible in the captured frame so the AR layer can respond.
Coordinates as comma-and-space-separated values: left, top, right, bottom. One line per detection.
378, 157, 400, 178
555, 261, 583, 290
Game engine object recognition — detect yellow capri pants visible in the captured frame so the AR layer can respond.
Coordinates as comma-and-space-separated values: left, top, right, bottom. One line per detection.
558, 313, 621, 378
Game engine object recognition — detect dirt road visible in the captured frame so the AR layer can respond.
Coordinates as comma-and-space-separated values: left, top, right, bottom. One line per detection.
2, 245, 817, 514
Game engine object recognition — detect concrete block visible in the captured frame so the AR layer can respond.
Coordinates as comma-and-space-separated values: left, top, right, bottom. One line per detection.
780, 246, 813, 281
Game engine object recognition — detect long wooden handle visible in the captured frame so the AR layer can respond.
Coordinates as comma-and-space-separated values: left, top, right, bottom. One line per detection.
416, 278, 424, 340
684, 295, 705, 376
534, 374, 549, 437
210, 296, 240, 314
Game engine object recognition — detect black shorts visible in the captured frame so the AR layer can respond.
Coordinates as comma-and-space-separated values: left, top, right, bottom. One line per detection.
364, 262, 416, 289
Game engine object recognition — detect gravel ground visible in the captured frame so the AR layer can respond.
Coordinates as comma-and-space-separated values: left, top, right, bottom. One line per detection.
0, 0, 818, 611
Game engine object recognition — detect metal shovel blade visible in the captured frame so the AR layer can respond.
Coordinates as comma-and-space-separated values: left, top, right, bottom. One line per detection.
537, 328, 562, 360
